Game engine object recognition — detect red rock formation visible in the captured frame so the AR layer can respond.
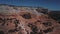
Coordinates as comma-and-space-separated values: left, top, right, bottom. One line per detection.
0, 4, 60, 34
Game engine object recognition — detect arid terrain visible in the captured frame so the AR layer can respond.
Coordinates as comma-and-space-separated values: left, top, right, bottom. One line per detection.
0, 4, 60, 34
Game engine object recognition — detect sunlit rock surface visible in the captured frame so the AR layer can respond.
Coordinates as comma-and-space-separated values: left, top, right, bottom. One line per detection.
0, 4, 60, 34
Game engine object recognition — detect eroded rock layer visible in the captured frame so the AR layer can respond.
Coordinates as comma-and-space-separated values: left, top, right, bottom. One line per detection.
0, 5, 60, 34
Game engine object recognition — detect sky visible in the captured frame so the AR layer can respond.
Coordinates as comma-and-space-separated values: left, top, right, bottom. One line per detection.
0, 0, 60, 10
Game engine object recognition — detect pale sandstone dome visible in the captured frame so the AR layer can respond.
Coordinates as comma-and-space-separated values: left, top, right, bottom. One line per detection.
0, 5, 44, 15
0, 5, 60, 34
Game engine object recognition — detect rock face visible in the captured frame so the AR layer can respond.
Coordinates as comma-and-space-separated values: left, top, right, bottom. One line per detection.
48, 11, 60, 24
0, 4, 60, 34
